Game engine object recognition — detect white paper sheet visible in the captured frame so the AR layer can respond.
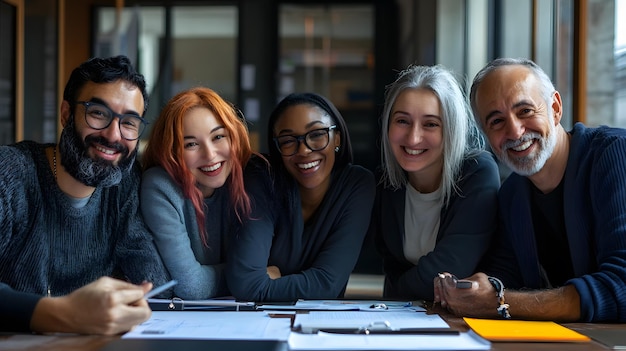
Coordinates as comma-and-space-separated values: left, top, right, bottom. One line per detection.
122, 310, 490, 350
123, 311, 291, 341
288, 330, 491, 350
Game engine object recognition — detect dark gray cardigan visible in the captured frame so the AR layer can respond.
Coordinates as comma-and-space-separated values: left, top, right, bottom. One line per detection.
0, 141, 169, 332
371, 151, 500, 300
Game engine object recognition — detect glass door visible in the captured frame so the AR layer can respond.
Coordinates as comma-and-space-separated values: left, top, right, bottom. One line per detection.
94, 4, 238, 140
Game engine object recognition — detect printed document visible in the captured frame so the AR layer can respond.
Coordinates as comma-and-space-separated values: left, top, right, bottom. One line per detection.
123, 311, 291, 341
288, 330, 490, 350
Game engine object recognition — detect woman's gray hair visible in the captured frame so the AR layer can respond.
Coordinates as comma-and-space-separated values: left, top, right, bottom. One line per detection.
380, 64, 485, 206
469, 57, 556, 127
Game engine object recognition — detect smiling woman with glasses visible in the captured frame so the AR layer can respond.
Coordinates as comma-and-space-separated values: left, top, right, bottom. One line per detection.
227, 92, 375, 302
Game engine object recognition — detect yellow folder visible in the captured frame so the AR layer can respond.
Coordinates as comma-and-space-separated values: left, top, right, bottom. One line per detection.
463, 317, 591, 342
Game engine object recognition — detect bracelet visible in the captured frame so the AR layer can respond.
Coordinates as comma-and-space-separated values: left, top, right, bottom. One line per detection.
487, 276, 511, 319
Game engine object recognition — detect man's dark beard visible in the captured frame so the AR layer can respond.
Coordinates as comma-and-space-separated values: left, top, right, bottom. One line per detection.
58, 116, 137, 188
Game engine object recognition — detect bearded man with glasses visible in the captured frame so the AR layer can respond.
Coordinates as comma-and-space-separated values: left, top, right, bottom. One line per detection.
0, 55, 169, 335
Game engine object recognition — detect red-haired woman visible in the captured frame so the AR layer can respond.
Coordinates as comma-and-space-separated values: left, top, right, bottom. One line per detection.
141, 87, 259, 299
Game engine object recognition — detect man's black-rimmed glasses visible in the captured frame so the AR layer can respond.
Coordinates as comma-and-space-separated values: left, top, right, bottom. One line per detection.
76, 101, 147, 141
274, 125, 337, 156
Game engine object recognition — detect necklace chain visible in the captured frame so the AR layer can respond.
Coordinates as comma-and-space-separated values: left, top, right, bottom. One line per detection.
49, 146, 57, 297
53, 146, 57, 181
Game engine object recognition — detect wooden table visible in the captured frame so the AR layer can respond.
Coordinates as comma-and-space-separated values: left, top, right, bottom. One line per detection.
1, 306, 623, 351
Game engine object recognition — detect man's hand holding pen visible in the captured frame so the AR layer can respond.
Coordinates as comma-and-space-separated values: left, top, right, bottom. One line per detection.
30, 277, 154, 335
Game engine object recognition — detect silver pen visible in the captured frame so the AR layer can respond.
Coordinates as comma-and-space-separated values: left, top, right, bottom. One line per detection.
144, 280, 178, 299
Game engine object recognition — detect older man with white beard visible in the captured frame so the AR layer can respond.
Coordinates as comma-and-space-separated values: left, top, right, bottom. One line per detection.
434, 58, 626, 323
0, 55, 170, 335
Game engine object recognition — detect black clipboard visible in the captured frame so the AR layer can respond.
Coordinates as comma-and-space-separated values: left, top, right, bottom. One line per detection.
148, 297, 256, 311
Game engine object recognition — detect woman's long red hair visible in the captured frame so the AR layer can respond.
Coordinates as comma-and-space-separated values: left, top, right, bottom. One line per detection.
142, 87, 253, 247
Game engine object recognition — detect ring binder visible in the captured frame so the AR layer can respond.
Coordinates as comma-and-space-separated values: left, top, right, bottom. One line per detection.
148, 297, 255, 311
313, 321, 459, 335
168, 297, 184, 310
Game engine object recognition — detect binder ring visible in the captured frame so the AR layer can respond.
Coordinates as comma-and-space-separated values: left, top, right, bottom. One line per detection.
168, 297, 184, 310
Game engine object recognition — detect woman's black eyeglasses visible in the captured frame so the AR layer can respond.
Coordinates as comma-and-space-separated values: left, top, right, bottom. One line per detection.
274, 125, 337, 156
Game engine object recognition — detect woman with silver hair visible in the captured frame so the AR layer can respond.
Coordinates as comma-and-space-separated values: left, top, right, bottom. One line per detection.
370, 64, 500, 300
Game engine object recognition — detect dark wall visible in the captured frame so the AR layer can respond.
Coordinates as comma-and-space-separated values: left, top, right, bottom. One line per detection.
238, 0, 278, 153
23, 0, 58, 143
